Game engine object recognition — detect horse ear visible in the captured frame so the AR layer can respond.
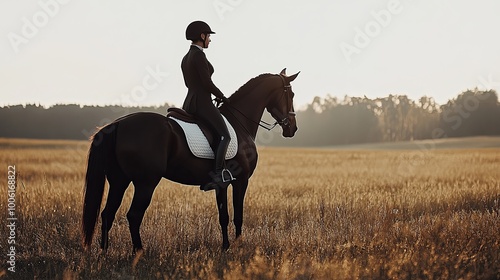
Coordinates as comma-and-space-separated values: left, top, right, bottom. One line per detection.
280, 68, 287, 76
287, 71, 300, 82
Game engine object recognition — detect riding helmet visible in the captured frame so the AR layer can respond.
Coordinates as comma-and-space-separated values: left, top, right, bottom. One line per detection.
186, 21, 215, 41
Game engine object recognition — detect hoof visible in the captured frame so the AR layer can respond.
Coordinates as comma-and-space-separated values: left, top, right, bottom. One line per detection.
132, 248, 144, 271
233, 235, 243, 247
99, 248, 108, 256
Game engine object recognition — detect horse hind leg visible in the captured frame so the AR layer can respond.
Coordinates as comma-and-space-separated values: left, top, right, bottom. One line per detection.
127, 178, 160, 253
100, 176, 130, 251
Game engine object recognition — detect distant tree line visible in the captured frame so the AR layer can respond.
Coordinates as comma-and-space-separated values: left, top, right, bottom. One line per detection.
268, 89, 500, 146
0, 104, 170, 140
0, 89, 499, 146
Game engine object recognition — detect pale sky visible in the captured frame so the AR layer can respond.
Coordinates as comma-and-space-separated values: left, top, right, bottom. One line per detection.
1, 0, 499, 110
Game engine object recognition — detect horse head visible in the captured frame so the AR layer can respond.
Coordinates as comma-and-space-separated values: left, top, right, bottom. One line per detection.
266, 68, 300, 137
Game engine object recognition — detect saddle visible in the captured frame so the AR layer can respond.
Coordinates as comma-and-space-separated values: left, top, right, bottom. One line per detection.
167, 108, 237, 160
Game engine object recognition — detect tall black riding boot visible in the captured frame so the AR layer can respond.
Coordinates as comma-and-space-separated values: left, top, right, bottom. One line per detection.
201, 136, 235, 192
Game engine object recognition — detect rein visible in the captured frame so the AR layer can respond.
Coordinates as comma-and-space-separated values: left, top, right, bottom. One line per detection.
225, 105, 280, 131
219, 74, 294, 135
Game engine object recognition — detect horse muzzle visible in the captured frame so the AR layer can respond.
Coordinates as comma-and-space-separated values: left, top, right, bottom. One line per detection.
279, 112, 297, 137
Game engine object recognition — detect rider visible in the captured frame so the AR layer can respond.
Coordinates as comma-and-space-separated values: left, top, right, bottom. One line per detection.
181, 20, 235, 191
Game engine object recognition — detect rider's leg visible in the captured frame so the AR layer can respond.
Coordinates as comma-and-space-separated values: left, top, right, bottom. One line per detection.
196, 106, 235, 191
214, 134, 234, 182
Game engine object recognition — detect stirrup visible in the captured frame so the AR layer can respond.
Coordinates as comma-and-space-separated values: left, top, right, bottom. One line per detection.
221, 168, 236, 183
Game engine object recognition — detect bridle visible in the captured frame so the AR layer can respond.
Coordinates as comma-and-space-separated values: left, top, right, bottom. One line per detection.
273, 74, 296, 128
220, 74, 296, 135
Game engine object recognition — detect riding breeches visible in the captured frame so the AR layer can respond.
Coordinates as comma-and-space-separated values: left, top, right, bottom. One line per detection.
193, 104, 231, 161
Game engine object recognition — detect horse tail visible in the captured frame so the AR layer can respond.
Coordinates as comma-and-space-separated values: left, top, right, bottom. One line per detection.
82, 123, 118, 249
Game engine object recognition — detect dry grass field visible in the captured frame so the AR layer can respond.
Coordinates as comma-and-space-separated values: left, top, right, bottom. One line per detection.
0, 138, 499, 279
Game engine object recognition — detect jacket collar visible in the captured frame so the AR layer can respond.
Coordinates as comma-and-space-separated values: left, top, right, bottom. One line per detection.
190, 44, 203, 51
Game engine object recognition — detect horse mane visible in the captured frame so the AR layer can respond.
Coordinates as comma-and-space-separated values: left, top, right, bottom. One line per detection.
229, 73, 275, 102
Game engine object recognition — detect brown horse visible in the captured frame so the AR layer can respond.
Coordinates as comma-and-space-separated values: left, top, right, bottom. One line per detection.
82, 69, 299, 252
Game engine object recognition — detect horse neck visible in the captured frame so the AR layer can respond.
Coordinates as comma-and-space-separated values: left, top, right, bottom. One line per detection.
223, 77, 278, 139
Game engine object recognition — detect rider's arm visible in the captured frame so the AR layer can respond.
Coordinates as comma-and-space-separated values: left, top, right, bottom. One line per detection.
193, 52, 225, 99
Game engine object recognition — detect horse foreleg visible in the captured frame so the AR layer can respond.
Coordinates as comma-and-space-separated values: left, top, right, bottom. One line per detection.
216, 187, 230, 250
100, 179, 130, 251
232, 179, 248, 239
127, 179, 158, 253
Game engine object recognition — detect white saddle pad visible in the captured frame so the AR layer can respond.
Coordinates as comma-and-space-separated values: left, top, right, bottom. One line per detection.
169, 116, 238, 160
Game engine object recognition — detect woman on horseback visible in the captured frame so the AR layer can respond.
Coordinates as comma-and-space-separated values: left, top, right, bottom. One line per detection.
181, 20, 235, 191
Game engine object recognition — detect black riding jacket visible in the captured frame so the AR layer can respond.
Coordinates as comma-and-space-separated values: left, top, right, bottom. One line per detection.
181, 45, 225, 114
181, 45, 230, 141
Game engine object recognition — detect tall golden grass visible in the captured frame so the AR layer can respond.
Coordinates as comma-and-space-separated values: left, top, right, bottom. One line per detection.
0, 138, 499, 279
